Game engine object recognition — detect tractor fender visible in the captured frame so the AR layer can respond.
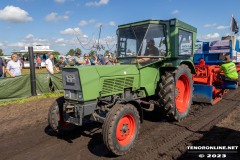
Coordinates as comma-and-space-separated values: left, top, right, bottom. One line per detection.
180, 60, 196, 74
161, 59, 196, 74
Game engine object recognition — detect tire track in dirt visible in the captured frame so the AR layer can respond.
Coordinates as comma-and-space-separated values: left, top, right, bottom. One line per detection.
119, 88, 240, 160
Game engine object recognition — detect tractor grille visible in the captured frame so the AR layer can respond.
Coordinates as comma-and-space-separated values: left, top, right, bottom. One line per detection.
62, 68, 82, 100
101, 77, 134, 96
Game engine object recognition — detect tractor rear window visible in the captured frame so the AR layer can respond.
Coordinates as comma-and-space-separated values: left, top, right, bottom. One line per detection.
179, 30, 193, 55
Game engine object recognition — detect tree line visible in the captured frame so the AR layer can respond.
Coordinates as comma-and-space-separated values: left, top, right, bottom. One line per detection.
0, 48, 115, 57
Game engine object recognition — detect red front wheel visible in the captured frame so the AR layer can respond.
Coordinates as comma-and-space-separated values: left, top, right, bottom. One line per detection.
102, 103, 140, 155
48, 97, 76, 133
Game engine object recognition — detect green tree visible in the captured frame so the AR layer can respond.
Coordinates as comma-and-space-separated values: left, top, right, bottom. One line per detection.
0, 49, 4, 56
66, 48, 82, 56
75, 48, 81, 54
67, 49, 75, 56
23, 53, 29, 57
88, 50, 96, 58
52, 51, 60, 55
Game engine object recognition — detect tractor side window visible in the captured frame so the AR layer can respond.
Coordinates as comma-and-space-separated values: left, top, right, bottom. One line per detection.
179, 30, 193, 55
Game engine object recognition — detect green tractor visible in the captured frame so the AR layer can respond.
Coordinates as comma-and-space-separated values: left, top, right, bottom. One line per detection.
48, 19, 197, 155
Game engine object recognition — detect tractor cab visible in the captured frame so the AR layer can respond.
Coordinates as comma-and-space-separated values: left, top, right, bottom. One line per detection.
116, 19, 196, 68
117, 20, 167, 65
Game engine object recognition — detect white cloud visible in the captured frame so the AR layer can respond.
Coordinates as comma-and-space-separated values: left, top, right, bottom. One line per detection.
104, 36, 116, 44
8, 38, 50, 49
54, 0, 65, 3
171, 10, 179, 15
60, 27, 82, 35
45, 12, 69, 22
79, 20, 88, 26
202, 33, 220, 40
0, 41, 8, 49
25, 34, 34, 39
54, 38, 66, 46
85, 0, 109, 7
0, 5, 33, 23
108, 21, 115, 26
204, 23, 217, 28
8, 42, 28, 48
216, 26, 229, 30
79, 19, 96, 26
55, 38, 65, 43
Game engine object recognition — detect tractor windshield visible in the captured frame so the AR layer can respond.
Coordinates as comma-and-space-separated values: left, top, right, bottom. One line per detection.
117, 23, 167, 64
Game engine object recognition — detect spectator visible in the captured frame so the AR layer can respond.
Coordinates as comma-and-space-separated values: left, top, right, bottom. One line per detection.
90, 55, 99, 65
37, 56, 42, 69
43, 54, 46, 61
55, 57, 67, 71
83, 54, 91, 65
105, 54, 113, 65
46, 53, 58, 75
67, 56, 75, 66
6, 53, 22, 78
0, 57, 5, 78
74, 52, 85, 66
99, 54, 105, 65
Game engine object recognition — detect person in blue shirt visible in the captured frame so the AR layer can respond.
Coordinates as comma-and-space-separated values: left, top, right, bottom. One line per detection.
90, 55, 99, 65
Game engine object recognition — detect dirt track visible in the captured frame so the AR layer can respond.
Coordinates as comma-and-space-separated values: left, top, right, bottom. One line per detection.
0, 89, 240, 160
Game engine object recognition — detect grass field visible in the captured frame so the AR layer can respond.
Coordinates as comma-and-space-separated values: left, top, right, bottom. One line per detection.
22, 68, 47, 75
0, 92, 63, 106
5, 68, 59, 77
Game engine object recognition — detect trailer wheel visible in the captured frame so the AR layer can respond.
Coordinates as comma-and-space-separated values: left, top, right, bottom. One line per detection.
48, 97, 75, 133
159, 64, 193, 121
102, 103, 140, 155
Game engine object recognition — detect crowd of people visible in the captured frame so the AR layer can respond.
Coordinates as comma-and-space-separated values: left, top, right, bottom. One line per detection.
0, 52, 117, 78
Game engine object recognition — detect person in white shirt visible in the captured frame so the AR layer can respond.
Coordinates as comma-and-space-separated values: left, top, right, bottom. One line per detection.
45, 53, 59, 75
6, 53, 22, 77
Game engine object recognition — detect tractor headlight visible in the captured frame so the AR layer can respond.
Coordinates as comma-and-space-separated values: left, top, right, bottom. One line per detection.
78, 92, 83, 100
64, 90, 83, 100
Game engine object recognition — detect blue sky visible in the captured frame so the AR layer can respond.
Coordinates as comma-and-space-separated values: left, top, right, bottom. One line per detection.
0, 0, 240, 55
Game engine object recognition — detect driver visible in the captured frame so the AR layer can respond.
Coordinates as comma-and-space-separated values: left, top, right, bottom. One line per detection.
138, 39, 159, 63
144, 39, 159, 56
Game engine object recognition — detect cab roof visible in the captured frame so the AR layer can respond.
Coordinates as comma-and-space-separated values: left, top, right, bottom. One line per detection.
118, 19, 197, 33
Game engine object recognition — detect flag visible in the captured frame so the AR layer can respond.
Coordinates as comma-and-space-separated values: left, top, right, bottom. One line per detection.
231, 16, 239, 34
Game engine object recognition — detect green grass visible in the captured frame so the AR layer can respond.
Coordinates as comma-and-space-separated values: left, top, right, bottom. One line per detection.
6, 68, 58, 77
22, 68, 47, 75
0, 92, 63, 106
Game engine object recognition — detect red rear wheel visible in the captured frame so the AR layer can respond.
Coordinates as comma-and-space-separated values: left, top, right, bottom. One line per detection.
175, 74, 191, 113
159, 64, 193, 121
116, 114, 136, 146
